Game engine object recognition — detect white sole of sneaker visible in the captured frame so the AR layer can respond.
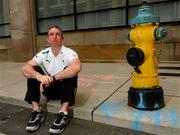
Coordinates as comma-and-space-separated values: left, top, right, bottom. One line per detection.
26, 124, 40, 132
26, 115, 45, 132
49, 128, 64, 134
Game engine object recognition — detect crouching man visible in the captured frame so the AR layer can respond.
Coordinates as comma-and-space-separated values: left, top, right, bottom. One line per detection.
21, 25, 81, 134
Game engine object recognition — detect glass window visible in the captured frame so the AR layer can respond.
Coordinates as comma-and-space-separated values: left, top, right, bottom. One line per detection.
128, 6, 139, 25
38, 16, 74, 33
77, 13, 96, 29
36, 0, 74, 33
0, 24, 10, 37
77, 8, 126, 29
128, 0, 171, 5
76, 0, 126, 13
176, 1, 180, 21
36, 0, 180, 33
128, 0, 141, 6
0, 0, 10, 36
128, 1, 180, 24
36, 0, 126, 33
37, 0, 74, 18
152, 2, 174, 22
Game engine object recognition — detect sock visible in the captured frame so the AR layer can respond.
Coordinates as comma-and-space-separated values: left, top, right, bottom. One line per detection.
59, 111, 68, 115
33, 109, 41, 112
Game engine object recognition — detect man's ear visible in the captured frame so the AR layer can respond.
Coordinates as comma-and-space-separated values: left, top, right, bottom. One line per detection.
61, 35, 64, 40
47, 37, 49, 43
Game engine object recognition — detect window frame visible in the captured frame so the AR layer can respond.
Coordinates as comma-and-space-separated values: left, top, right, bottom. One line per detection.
35, 0, 180, 34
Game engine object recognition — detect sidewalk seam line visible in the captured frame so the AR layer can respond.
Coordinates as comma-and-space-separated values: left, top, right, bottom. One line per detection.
91, 77, 131, 122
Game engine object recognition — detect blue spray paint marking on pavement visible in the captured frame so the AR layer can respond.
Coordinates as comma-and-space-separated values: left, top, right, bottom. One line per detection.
152, 110, 161, 126
168, 109, 178, 127
151, 108, 179, 127
99, 101, 122, 118
132, 110, 144, 131
100, 101, 180, 130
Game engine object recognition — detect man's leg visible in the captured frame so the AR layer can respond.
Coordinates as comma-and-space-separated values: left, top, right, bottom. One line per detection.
26, 92, 45, 132
39, 93, 48, 112
24, 66, 45, 132
49, 76, 77, 134
49, 102, 70, 134
59, 102, 70, 113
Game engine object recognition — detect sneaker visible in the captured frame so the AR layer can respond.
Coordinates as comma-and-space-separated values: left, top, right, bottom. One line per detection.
26, 110, 45, 132
49, 112, 69, 134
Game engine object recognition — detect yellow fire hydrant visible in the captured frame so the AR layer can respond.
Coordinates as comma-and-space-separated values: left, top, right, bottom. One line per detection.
126, 1, 166, 110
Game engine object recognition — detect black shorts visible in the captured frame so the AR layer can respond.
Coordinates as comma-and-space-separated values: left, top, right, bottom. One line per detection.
24, 66, 77, 106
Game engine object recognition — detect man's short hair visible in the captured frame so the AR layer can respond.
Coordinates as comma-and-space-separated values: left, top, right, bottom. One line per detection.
48, 25, 63, 35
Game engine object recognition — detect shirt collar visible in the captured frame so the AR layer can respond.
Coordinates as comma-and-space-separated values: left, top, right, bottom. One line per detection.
49, 46, 65, 57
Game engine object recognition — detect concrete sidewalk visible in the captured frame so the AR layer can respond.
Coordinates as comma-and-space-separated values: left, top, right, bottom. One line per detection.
0, 62, 180, 135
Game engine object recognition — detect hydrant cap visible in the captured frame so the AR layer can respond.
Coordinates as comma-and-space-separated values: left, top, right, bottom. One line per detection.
130, 2, 159, 25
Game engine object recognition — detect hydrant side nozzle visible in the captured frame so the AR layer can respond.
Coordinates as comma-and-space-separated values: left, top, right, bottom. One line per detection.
126, 47, 144, 68
155, 27, 167, 41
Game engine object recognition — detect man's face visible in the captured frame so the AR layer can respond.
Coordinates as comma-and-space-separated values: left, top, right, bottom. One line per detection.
47, 27, 64, 47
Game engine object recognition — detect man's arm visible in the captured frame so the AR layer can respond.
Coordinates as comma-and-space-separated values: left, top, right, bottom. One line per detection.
54, 58, 81, 80
21, 59, 40, 79
21, 59, 53, 85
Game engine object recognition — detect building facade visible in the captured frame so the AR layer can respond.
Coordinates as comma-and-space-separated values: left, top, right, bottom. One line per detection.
0, 0, 180, 62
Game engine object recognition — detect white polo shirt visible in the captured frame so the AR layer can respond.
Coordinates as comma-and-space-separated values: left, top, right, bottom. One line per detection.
33, 46, 78, 76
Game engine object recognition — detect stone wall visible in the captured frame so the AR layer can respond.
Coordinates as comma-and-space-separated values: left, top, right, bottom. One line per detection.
36, 26, 180, 62
1, 27, 180, 62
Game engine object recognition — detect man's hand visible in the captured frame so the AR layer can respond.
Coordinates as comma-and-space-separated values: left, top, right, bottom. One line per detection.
37, 74, 56, 92
36, 74, 54, 86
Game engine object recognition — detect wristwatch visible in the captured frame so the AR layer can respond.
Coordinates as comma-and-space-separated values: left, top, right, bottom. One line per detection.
52, 76, 56, 81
